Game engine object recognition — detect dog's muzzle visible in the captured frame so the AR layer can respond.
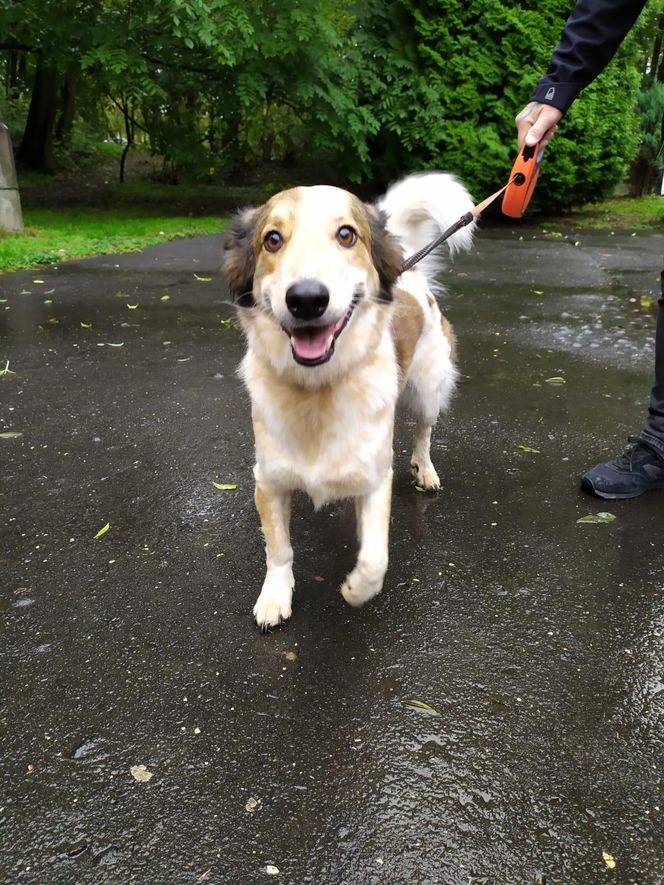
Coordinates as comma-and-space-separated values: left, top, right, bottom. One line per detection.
282, 294, 359, 367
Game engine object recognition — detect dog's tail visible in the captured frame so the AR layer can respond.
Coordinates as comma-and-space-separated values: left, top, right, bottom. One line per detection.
378, 172, 475, 286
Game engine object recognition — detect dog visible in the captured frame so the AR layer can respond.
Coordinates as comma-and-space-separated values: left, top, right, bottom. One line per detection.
222, 172, 474, 629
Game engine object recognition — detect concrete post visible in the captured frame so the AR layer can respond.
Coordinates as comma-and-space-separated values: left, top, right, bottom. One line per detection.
0, 123, 23, 232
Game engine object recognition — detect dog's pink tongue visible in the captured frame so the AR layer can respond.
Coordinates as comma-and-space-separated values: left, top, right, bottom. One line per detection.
291, 325, 334, 361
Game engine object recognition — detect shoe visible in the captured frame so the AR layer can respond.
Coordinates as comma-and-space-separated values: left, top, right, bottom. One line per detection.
581, 437, 664, 499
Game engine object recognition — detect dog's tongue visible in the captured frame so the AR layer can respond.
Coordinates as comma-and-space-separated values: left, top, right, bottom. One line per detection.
290, 323, 335, 361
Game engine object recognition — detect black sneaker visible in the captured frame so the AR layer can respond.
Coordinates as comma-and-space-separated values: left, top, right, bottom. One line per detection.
581, 437, 664, 499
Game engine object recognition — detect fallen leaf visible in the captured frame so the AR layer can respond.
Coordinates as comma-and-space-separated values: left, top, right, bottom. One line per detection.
532, 290, 544, 295
193, 274, 212, 282
283, 651, 297, 662
43, 299, 53, 305
414, 485, 425, 492
160, 294, 171, 301
577, 512, 616, 525
33, 279, 45, 284
212, 482, 237, 491
0, 360, 16, 376
80, 322, 92, 329
516, 444, 540, 453
245, 797, 262, 812
313, 575, 324, 582
130, 764, 153, 782
0, 431, 23, 439
177, 357, 190, 362
47, 317, 58, 325
106, 342, 124, 347
93, 522, 110, 539
196, 870, 212, 882
127, 303, 139, 310
400, 697, 439, 714
220, 318, 233, 327
265, 866, 279, 876
602, 851, 616, 870
544, 376, 566, 385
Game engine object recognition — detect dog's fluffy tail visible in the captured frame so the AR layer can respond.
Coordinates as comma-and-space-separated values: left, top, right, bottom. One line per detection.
378, 172, 475, 287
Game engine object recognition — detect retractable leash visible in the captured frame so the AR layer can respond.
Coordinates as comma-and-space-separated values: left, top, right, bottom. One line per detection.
399, 141, 544, 274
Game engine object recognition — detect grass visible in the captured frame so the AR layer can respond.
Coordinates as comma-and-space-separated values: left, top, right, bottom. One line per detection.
0, 207, 225, 273
546, 195, 664, 231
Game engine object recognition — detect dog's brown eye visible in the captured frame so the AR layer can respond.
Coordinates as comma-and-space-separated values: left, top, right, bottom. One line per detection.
336, 225, 357, 248
264, 230, 283, 253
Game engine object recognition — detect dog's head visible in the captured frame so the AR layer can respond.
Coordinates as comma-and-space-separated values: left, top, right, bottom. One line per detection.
222, 186, 403, 372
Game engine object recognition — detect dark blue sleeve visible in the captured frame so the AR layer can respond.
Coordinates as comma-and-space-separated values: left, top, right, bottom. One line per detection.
530, 0, 648, 112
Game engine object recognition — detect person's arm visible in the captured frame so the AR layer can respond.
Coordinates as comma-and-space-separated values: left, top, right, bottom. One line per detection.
516, 0, 648, 148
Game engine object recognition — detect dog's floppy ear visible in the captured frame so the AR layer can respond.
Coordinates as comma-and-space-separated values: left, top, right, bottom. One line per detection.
222, 207, 260, 307
367, 205, 404, 302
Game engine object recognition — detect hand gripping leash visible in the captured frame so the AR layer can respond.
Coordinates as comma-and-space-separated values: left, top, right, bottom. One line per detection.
399, 142, 544, 274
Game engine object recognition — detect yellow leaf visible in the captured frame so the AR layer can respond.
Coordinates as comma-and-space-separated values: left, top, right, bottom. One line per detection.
127, 303, 139, 310
602, 851, 616, 870
93, 522, 110, 539
212, 482, 237, 491
193, 274, 212, 282
106, 342, 124, 347
80, 322, 92, 329
160, 294, 171, 301
400, 697, 439, 713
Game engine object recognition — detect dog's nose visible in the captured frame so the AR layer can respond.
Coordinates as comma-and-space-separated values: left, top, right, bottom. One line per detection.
285, 279, 329, 320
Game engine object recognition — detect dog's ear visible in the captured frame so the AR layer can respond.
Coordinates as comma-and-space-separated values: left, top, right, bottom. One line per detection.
367, 206, 404, 302
222, 207, 259, 306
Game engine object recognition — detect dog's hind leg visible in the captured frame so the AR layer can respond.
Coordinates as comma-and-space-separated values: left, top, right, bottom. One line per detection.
410, 420, 440, 491
341, 468, 393, 608
253, 468, 294, 631
403, 314, 457, 492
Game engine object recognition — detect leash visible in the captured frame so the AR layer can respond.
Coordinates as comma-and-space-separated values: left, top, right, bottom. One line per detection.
399, 181, 511, 273
399, 141, 544, 274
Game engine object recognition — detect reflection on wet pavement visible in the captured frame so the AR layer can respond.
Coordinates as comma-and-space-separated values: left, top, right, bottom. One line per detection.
1, 229, 663, 883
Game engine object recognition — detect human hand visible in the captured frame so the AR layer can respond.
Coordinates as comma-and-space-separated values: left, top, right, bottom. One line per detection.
515, 101, 563, 149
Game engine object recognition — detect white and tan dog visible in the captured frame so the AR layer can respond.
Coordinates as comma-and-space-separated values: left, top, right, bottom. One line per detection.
222, 172, 474, 629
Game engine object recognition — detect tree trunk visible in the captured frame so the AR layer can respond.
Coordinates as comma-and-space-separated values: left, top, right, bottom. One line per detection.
17, 61, 59, 173
119, 97, 134, 184
55, 66, 79, 143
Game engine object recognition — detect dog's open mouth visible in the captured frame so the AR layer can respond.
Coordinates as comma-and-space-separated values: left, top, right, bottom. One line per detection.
285, 301, 357, 367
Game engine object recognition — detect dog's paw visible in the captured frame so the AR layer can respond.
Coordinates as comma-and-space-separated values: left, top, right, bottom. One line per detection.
410, 459, 440, 492
253, 573, 293, 631
340, 563, 385, 608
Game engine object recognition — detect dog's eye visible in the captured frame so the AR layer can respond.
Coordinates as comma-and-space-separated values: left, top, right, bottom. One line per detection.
264, 230, 283, 253
336, 225, 357, 248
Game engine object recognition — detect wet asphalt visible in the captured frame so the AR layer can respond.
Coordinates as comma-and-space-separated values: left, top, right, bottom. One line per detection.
1, 226, 663, 884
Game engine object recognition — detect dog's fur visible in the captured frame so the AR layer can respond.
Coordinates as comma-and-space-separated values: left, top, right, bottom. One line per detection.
222, 172, 474, 629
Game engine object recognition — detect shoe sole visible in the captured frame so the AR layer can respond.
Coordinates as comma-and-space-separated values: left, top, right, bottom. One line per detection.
581, 477, 664, 500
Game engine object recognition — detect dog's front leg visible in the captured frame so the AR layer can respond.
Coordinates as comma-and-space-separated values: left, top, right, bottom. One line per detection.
253, 468, 294, 630
341, 468, 393, 608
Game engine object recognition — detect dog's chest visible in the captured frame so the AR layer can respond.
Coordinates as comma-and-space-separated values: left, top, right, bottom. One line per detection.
246, 353, 399, 503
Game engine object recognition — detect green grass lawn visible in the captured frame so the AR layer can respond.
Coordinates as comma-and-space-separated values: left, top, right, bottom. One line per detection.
551, 195, 664, 230
0, 208, 225, 274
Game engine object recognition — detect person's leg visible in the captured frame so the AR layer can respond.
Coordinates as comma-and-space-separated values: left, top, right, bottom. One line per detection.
581, 270, 664, 499
639, 273, 664, 457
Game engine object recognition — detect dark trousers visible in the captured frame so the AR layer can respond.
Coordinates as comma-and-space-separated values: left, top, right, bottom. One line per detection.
640, 271, 664, 458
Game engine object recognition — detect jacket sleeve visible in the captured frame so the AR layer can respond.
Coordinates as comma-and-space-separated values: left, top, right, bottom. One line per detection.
530, 0, 648, 113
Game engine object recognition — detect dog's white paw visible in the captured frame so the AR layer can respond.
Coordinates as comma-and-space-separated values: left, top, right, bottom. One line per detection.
410, 459, 440, 492
253, 571, 293, 631
340, 563, 385, 608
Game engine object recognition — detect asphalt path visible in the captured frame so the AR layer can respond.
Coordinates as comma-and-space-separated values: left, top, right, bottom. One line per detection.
1, 226, 663, 883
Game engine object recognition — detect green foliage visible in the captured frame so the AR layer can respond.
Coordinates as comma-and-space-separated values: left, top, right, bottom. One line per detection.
0, 0, 649, 208
350, 0, 641, 207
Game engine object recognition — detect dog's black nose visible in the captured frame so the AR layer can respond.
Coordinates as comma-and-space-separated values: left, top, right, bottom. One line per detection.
285, 279, 329, 320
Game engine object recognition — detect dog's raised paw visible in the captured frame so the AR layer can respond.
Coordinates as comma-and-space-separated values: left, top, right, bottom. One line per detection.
340, 566, 385, 608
